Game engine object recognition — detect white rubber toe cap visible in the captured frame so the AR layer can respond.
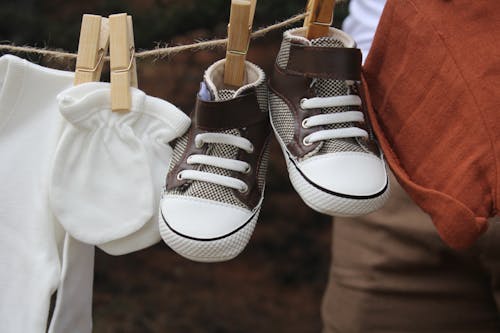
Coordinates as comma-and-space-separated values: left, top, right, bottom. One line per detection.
160, 195, 253, 240
298, 152, 388, 197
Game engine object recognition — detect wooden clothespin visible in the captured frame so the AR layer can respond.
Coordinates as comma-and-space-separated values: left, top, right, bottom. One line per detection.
74, 14, 110, 85
127, 15, 138, 89
223, 0, 257, 88
109, 13, 138, 112
303, 0, 336, 39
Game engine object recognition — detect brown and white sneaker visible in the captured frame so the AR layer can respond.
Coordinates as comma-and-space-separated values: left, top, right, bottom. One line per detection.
268, 27, 389, 217
159, 59, 270, 262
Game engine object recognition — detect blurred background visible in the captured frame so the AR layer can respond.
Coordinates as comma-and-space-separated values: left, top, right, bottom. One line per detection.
0, 1, 349, 332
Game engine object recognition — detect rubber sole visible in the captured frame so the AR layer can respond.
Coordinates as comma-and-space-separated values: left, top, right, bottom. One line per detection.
159, 205, 261, 263
270, 121, 390, 217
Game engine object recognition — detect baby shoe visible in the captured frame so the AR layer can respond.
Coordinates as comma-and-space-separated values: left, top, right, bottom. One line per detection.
268, 27, 389, 216
159, 59, 270, 262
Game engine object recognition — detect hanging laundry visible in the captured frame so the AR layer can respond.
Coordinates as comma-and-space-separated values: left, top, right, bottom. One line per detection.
160, 59, 270, 263
268, 26, 390, 217
159, 0, 271, 263
49, 82, 190, 254
0, 54, 93, 333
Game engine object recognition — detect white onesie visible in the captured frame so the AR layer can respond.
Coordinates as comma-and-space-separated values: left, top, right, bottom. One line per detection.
0, 54, 93, 333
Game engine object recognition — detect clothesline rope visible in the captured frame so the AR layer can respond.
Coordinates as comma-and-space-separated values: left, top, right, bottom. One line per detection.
0, 13, 307, 62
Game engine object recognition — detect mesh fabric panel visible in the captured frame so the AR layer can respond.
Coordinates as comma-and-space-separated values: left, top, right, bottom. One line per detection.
269, 93, 295, 145
166, 70, 269, 210
310, 37, 366, 154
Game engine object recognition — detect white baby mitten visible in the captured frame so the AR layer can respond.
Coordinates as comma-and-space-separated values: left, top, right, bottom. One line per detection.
98, 94, 190, 255
51, 82, 155, 245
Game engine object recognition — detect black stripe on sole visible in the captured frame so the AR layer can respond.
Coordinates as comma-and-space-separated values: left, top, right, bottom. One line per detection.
287, 153, 389, 200
161, 207, 258, 242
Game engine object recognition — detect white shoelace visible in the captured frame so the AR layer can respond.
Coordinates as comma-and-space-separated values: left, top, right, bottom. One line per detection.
177, 132, 254, 193
300, 95, 368, 146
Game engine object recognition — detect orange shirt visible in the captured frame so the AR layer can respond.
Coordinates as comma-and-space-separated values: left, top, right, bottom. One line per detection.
363, 0, 500, 249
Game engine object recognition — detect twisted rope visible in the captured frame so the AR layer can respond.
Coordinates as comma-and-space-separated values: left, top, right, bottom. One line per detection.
0, 13, 307, 62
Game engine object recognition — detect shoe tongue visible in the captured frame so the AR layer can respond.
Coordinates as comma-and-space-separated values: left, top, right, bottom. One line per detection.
310, 35, 346, 49
197, 76, 244, 208
311, 37, 349, 108
202, 66, 250, 102
309, 36, 366, 154
199, 66, 242, 155
203, 59, 267, 102
275, 30, 366, 155
310, 36, 349, 103
216, 89, 238, 101
202, 77, 241, 102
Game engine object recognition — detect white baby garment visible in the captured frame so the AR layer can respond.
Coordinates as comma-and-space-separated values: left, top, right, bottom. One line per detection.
50, 82, 190, 254
342, 0, 387, 61
0, 54, 93, 333
48, 234, 95, 333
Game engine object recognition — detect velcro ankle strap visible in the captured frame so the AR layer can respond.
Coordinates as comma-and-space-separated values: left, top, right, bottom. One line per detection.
195, 92, 266, 130
286, 44, 362, 81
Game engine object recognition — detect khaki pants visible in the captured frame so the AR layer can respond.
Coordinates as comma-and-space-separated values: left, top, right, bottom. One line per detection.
322, 173, 500, 333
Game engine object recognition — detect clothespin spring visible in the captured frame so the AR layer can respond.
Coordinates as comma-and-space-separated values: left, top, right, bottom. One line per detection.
311, 17, 333, 27
226, 23, 251, 57
76, 48, 105, 74
113, 47, 135, 74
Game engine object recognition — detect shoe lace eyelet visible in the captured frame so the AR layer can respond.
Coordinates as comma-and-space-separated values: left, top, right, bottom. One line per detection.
176, 172, 184, 181
194, 136, 204, 149
301, 119, 309, 129
303, 137, 312, 146
239, 184, 249, 194
244, 165, 252, 174
300, 98, 307, 109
